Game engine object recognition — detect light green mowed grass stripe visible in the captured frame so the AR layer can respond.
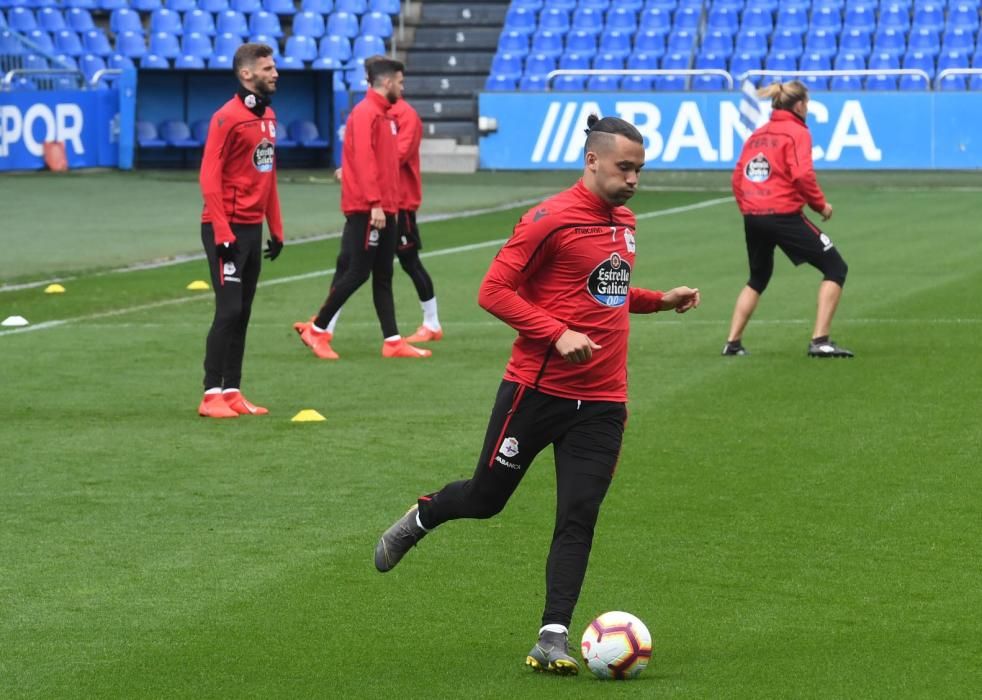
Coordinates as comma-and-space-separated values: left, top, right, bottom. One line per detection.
1, 175, 981, 698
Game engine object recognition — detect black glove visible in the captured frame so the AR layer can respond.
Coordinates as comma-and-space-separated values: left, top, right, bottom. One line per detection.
264, 237, 284, 261
216, 240, 238, 262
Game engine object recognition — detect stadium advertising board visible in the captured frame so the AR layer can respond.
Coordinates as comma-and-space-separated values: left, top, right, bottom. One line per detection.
478, 92, 982, 170
0, 76, 135, 172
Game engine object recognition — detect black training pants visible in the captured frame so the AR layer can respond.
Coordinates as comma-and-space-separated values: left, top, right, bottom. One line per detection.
417, 380, 627, 628
396, 209, 435, 303
201, 222, 262, 390
314, 212, 398, 338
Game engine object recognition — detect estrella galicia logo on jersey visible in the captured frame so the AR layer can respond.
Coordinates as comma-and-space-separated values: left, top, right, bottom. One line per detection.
588, 253, 632, 307
499, 437, 520, 458
253, 138, 274, 172
745, 152, 770, 183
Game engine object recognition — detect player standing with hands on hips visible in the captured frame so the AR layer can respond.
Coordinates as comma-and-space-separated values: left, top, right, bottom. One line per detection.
293, 57, 431, 360
723, 80, 853, 358
197, 43, 284, 419
373, 115, 701, 675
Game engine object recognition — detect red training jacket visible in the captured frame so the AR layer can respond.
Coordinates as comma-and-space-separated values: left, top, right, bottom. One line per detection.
341, 89, 400, 215
200, 94, 283, 245
478, 179, 665, 403
732, 109, 828, 216
390, 98, 423, 212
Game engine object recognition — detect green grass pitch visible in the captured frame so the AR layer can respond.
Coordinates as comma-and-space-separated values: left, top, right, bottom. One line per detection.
1, 170, 981, 698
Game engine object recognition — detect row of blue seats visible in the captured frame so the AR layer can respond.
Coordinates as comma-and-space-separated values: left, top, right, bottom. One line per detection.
2, 7, 395, 39
0, 0, 400, 15
2, 27, 386, 59
136, 118, 329, 148
507, 0, 980, 11
502, 4, 982, 35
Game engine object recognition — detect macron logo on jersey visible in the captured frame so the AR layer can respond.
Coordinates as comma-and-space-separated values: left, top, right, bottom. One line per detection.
588, 252, 631, 307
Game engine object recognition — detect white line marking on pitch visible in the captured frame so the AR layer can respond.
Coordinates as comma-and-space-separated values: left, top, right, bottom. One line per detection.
0, 197, 731, 337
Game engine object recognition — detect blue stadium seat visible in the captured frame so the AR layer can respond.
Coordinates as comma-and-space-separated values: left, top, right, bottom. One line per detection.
873, 27, 906, 57
746, 0, 779, 12
214, 31, 242, 55
553, 74, 587, 90
285, 34, 317, 60
674, 6, 700, 32
942, 27, 974, 54
812, 7, 842, 33
866, 50, 900, 89
531, 29, 563, 57
25, 28, 53, 52
742, 7, 773, 33
593, 51, 623, 70
702, 29, 733, 56
141, 53, 169, 68
199, 0, 229, 11
627, 51, 660, 69
108, 52, 134, 69
879, 4, 911, 32
166, 0, 197, 11
497, 30, 529, 57
735, 30, 768, 58
805, 28, 838, 58
613, 0, 643, 9
115, 29, 146, 57
82, 28, 112, 56
216, 10, 249, 37
730, 51, 762, 79
0, 29, 22, 55
150, 31, 180, 57
799, 51, 830, 89
635, 29, 666, 57
485, 73, 517, 90
705, 8, 739, 36
66, 8, 94, 32
300, 0, 336, 15
813, 0, 845, 9
352, 33, 384, 58
491, 51, 523, 80
233, 0, 263, 11
310, 56, 345, 84
79, 53, 105, 79
843, 5, 875, 33
666, 29, 696, 53
570, 7, 604, 35
361, 11, 392, 38
544, 0, 577, 11
286, 119, 330, 148
580, 0, 610, 11
607, 7, 638, 33
160, 120, 200, 147
292, 11, 325, 37
969, 74, 982, 90
184, 10, 215, 36
53, 29, 83, 55
693, 51, 727, 89
175, 53, 205, 68
191, 119, 210, 144
111, 8, 143, 35
566, 29, 597, 56
559, 51, 590, 69
325, 11, 357, 38
259, 0, 291, 12
369, 0, 399, 14
621, 74, 654, 90
840, 28, 871, 56
772, 29, 804, 57
9, 8, 37, 32
765, 51, 797, 82
638, 8, 672, 35
539, 8, 571, 34
319, 34, 350, 61
776, 7, 808, 33
65, 0, 99, 9
654, 68, 687, 90
510, 0, 543, 7
335, 0, 367, 13
101, 0, 129, 10
131, 0, 161, 10
900, 50, 934, 88
249, 34, 279, 55
151, 8, 182, 35
831, 51, 865, 88
182, 31, 211, 57
37, 7, 65, 32
908, 27, 940, 55
503, 7, 537, 35
947, 3, 979, 32
912, 2, 944, 31
525, 52, 557, 77
137, 120, 167, 148
520, 73, 550, 91
587, 74, 621, 90
598, 29, 632, 58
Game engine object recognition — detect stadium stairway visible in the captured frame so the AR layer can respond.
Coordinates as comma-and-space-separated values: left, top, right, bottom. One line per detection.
403, 0, 509, 169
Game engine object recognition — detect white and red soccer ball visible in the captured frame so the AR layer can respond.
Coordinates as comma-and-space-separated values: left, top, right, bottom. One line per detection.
580, 611, 653, 680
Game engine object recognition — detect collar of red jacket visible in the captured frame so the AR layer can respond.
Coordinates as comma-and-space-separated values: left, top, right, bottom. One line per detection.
365, 89, 392, 111
771, 109, 808, 128
574, 178, 622, 214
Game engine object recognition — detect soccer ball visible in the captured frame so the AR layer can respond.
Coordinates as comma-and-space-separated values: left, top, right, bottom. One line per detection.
580, 611, 653, 680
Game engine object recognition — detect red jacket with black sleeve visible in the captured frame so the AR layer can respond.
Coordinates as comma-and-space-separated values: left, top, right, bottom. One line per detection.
390, 98, 423, 212
341, 89, 400, 215
199, 94, 283, 246
477, 180, 666, 403
732, 109, 828, 216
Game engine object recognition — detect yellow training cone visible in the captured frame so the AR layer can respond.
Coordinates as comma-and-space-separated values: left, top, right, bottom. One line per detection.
292, 409, 326, 422
186, 280, 210, 291
44, 283, 66, 294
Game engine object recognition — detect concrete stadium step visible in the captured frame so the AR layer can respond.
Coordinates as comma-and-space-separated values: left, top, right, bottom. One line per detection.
420, 139, 479, 173
411, 98, 476, 121
420, 121, 479, 144
412, 26, 501, 50
406, 50, 494, 74
404, 74, 486, 95
416, 3, 509, 26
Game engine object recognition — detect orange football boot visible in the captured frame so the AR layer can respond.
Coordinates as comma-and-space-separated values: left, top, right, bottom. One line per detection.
382, 338, 432, 358
405, 325, 444, 343
295, 319, 339, 360
223, 391, 269, 415
198, 393, 238, 418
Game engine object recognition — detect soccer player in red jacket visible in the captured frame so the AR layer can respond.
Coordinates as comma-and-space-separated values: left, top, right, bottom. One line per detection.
293, 57, 430, 360
724, 80, 852, 358
197, 43, 284, 419
373, 116, 701, 674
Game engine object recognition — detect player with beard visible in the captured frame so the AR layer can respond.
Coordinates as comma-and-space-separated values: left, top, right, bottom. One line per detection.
294, 57, 430, 360
197, 42, 284, 418
373, 115, 701, 674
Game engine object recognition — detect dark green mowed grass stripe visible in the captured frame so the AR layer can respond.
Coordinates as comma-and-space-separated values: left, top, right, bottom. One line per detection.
1, 176, 981, 698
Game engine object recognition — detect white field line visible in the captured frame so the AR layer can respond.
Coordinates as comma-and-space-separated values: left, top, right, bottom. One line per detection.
0, 197, 731, 337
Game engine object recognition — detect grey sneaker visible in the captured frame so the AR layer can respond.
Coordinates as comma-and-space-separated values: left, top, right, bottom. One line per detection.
525, 630, 579, 675
374, 505, 427, 572
808, 339, 854, 358
721, 341, 749, 356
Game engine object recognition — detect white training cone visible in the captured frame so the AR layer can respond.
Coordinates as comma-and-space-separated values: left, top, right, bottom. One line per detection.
1, 315, 29, 327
